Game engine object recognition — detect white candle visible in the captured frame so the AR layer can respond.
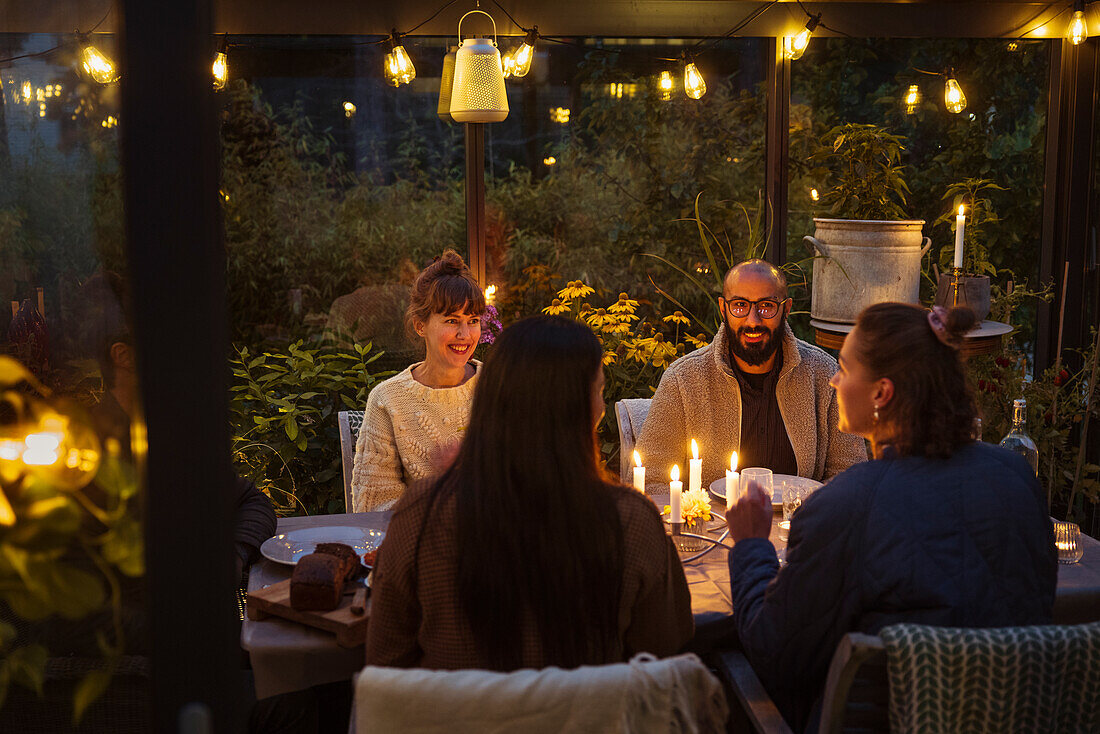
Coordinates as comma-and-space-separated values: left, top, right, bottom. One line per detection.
954, 205, 965, 270
725, 451, 739, 510
669, 464, 682, 524
688, 439, 702, 494
632, 450, 645, 493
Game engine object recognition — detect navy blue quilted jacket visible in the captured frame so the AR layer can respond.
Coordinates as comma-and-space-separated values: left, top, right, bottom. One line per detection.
728, 441, 1057, 731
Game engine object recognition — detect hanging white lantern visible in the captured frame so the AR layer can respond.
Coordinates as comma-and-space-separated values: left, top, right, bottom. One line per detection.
449, 10, 509, 123
438, 46, 458, 121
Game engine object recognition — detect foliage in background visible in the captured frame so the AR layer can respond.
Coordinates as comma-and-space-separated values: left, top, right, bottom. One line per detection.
810, 123, 911, 220
228, 336, 393, 515
0, 357, 141, 722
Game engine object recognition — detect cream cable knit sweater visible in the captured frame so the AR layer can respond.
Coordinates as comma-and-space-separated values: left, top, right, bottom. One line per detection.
350, 362, 479, 513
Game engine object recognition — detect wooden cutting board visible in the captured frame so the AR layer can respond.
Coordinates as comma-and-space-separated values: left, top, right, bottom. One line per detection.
247, 579, 370, 648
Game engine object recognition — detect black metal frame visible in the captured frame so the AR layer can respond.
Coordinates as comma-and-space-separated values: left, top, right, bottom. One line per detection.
120, 0, 240, 728
765, 37, 791, 266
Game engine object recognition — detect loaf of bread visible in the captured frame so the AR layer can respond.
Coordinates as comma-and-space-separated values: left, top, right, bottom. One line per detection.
315, 542, 361, 581
290, 553, 345, 611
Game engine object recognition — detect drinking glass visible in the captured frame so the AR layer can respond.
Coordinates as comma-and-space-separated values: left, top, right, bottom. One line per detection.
740, 467, 773, 503
782, 482, 808, 522
1054, 521, 1083, 564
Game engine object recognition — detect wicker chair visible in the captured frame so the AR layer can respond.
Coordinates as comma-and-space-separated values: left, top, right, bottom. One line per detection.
614, 398, 652, 484
338, 410, 365, 512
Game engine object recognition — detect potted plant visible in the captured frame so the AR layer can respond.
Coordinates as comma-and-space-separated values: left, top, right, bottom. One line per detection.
932, 178, 1003, 322
806, 123, 931, 324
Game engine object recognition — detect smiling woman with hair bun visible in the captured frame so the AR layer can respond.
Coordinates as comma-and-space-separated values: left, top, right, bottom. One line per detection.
350, 250, 486, 512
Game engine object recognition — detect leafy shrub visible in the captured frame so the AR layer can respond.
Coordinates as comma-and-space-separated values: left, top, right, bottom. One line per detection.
228, 337, 393, 515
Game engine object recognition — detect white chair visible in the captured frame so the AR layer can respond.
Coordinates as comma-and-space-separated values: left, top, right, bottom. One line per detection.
614, 398, 652, 484
354, 653, 728, 734
337, 410, 364, 512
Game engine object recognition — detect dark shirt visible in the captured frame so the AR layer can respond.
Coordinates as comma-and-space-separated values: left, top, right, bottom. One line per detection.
729, 347, 798, 475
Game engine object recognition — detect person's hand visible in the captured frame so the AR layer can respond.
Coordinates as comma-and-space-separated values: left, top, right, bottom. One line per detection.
724, 480, 772, 543
429, 440, 461, 474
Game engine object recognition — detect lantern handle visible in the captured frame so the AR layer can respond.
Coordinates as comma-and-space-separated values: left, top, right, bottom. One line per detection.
458, 9, 498, 46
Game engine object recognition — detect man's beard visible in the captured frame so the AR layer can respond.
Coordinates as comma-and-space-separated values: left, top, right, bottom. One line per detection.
726, 321, 783, 367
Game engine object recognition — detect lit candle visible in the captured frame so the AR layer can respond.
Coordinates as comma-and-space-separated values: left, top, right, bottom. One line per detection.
688, 439, 702, 494
632, 450, 645, 493
1056, 540, 1074, 552
954, 204, 965, 270
725, 451, 739, 510
669, 464, 682, 524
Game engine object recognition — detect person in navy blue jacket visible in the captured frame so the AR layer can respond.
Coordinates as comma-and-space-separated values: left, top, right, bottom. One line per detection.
724, 303, 1057, 733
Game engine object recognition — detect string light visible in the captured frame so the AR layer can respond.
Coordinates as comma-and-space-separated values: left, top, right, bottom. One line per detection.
1068, 1, 1089, 45
543, 156, 557, 166
504, 26, 538, 79
212, 36, 229, 90
810, 188, 820, 202
944, 71, 967, 114
904, 84, 921, 114
683, 59, 706, 99
80, 42, 118, 84
784, 13, 821, 61
343, 101, 357, 118
658, 70, 674, 101
384, 30, 416, 88
549, 107, 570, 123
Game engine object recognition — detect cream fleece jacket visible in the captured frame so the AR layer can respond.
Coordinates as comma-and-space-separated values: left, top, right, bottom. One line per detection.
635, 324, 866, 493
350, 362, 479, 513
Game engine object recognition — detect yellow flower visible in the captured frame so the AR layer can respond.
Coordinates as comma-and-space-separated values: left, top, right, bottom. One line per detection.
543, 298, 572, 315
585, 307, 613, 329
558, 280, 595, 301
602, 351, 618, 365
649, 334, 679, 368
685, 332, 709, 349
662, 488, 713, 525
662, 310, 691, 326
607, 293, 639, 314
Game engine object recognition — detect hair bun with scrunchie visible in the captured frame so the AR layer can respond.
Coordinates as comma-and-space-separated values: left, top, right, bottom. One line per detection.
927, 305, 977, 348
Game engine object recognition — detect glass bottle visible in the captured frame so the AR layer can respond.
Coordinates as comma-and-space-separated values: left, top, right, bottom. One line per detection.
998, 398, 1038, 476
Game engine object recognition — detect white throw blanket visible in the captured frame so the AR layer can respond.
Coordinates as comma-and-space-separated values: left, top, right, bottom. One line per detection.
354, 653, 729, 733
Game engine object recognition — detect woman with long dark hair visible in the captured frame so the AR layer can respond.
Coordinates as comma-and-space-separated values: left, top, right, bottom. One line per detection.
724, 303, 1057, 731
366, 315, 693, 670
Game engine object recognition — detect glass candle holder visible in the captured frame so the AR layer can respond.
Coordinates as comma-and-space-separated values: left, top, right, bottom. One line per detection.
1053, 521, 1083, 564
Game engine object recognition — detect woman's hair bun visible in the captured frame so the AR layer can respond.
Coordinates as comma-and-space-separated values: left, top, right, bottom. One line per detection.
942, 306, 978, 346
436, 249, 466, 275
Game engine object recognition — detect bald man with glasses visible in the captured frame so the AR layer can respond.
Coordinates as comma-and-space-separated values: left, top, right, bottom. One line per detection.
636, 260, 865, 493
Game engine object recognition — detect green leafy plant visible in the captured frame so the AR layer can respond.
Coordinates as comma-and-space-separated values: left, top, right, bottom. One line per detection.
934, 178, 1006, 277
228, 336, 394, 515
0, 357, 141, 723
811, 123, 911, 220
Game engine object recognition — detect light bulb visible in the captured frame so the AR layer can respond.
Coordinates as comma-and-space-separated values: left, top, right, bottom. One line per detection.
81, 44, 119, 84
658, 71, 674, 101
784, 14, 820, 61
501, 54, 516, 79
1068, 10, 1088, 45
507, 27, 538, 79
384, 32, 415, 88
904, 84, 921, 114
944, 75, 967, 114
343, 101, 357, 118
684, 62, 706, 99
543, 156, 556, 166
212, 51, 228, 90
810, 188, 820, 202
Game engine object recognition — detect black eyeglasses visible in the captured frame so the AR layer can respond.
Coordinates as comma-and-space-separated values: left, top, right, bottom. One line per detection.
723, 298, 790, 320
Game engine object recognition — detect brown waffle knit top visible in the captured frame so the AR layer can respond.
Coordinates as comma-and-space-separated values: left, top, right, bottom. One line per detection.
365, 481, 694, 670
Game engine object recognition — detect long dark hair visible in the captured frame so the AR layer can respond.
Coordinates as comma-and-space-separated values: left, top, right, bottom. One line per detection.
853, 303, 978, 458
437, 315, 625, 670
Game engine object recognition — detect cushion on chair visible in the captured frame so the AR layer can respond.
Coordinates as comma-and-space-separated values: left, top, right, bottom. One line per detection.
355, 652, 728, 734
881, 622, 1100, 734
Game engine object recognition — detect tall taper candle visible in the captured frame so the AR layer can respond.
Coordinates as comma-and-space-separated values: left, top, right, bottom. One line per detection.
725, 451, 740, 510
954, 205, 965, 269
688, 439, 702, 494
632, 450, 645, 493
669, 465, 682, 524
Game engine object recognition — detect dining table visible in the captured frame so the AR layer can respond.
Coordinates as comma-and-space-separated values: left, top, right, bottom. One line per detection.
241, 497, 1100, 699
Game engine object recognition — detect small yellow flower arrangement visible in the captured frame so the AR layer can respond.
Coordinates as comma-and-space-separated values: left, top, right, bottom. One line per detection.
663, 488, 713, 528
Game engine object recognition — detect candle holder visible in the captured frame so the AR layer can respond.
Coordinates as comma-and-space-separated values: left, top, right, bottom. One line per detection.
1054, 521, 1083, 564
951, 266, 964, 308
665, 518, 711, 552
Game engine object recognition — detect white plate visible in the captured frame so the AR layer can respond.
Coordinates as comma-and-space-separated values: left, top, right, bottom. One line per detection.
708, 474, 823, 507
260, 525, 386, 566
